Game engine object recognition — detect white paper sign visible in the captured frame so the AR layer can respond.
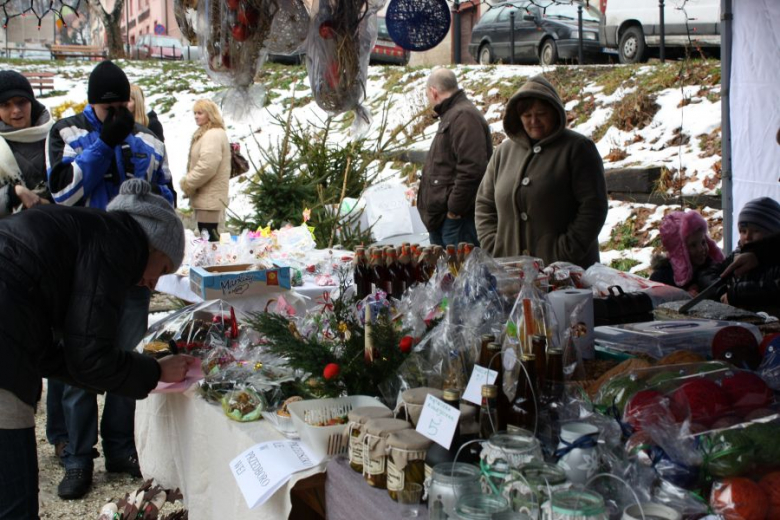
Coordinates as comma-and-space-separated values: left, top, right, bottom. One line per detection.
462, 365, 499, 405
230, 440, 321, 509
415, 394, 462, 450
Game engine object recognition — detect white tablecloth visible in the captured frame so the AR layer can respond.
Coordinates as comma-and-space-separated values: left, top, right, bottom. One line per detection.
135, 391, 325, 520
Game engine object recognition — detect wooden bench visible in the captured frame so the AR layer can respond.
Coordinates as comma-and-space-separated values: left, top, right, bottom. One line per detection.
22, 72, 55, 96
50, 45, 106, 61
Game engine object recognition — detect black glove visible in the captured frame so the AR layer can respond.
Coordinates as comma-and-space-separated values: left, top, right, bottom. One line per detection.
100, 106, 135, 147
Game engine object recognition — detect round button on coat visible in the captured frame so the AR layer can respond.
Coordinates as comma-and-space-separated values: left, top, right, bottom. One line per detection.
521, 177, 530, 186
533, 145, 542, 153
520, 212, 528, 221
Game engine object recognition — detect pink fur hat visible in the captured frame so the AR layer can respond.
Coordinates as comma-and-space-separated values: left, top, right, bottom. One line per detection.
659, 210, 724, 287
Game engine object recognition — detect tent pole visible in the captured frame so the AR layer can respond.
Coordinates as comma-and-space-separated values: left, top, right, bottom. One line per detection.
721, 0, 733, 254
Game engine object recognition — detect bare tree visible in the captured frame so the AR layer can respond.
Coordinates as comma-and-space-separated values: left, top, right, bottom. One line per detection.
86, 0, 125, 58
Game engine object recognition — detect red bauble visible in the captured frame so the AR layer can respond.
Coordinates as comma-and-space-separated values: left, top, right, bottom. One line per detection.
237, 6, 259, 26
711, 477, 769, 520
623, 390, 672, 434
318, 21, 336, 39
670, 378, 731, 426
323, 363, 340, 380
720, 371, 773, 416
759, 472, 780, 519
231, 24, 249, 42
226, 0, 239, 10
399, 336, 414, 354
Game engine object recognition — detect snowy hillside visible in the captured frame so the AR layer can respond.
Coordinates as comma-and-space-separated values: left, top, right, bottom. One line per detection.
5, 58, 723, 274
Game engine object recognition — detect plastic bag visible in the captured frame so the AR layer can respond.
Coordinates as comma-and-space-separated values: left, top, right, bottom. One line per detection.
221, 386, 267, 421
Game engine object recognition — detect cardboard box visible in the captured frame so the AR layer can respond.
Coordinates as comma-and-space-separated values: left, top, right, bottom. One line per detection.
189, 264, 292, 300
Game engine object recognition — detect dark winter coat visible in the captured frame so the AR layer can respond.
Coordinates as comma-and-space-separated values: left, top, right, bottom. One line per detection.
417, 89, 493, 231
0, 204, 162, 408
47, 105, 173, 209
147, 110, 165, 142
475, 76, 608, 267
650, 255, 715, 293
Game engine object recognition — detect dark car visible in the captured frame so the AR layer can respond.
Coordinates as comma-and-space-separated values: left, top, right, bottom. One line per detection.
135, 35, 184, 60
370, 17, 410, 66
468, 1, 603, 65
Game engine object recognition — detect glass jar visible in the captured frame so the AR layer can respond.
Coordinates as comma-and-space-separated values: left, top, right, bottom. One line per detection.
480, 432, 543, 495
346, 406, 393, 473
428, 462, 483, 518
542, 490, 607, 520
454, 493, 509, 519
385, 429, 432, 501
505, 462, 570, 519
362, 418, 411, 488
399, 387, 443, 426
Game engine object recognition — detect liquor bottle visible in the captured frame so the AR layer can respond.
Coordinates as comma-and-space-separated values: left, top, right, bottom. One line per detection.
464, 243, 475, 261
478, 334, 497, 368
532, 335, 548, 389
424, 389, 472, 480
399, 245, 416, 289
353, 248, 371, 299
479, 384, 499, 440
544, 347, 565, 403
457, 242, 466, 265
507, 355, 537, 433
386, 247, 405, 299
487, 342, 509, 432
371, 248, 389, 295
446, 244, 459, 275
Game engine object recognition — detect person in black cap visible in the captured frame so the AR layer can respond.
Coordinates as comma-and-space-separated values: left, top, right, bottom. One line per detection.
0, 70, 54, 217
0, 179, 194, 519
45, 60, 176, 500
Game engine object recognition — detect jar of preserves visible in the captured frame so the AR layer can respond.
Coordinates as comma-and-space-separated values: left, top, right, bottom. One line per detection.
362, 418, 411, 488
385, 429, 432, 501
345, 406, 393, 473
480, 432, 543, 495
398, 387, 443, 426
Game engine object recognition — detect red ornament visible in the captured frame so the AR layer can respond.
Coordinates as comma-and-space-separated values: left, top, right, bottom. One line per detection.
720, 371, 773, 416
226, 0, 239, 10
318, 20, 336, 39
399, 336, 414, 354
711, 477, 769, 520
712, 326, 761, 370
759, 472, 780, 519
323, 363, 340, 380
623, 389, 672, 434
231, 24, 249, 41
237, 5, 259, 26
670, 378, 731, 426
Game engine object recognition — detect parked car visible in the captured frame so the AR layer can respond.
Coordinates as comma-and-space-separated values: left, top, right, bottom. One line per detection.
602, 0, 720, 64
134, 35, 184, 60
468, 0, 603, 65
370, 17, 410, 65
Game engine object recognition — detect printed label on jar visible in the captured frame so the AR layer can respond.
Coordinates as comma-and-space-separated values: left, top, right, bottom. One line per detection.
386, 460, 404, 491
365, 456, 386, 475
348, 437, 363, 465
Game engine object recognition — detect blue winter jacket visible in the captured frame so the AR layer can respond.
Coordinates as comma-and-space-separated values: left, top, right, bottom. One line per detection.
46, 105, 173, 209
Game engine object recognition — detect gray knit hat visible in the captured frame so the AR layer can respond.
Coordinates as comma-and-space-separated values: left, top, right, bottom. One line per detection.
738, 197, 780, 234
107, 179, 185, 270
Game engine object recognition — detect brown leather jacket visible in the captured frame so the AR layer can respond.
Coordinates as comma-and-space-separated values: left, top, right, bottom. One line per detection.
417, 90, 492, 231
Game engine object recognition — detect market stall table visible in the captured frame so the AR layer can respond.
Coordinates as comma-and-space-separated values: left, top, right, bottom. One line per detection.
135, 390, 326, 520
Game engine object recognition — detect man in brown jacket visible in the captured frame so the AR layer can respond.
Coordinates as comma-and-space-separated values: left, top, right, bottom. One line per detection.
417, 68, 492, 247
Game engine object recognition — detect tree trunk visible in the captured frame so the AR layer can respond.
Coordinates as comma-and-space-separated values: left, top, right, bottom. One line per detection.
89, 0, 126, 59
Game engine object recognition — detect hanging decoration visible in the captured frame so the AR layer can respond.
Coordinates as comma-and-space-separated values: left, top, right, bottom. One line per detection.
0, 0, 83, 30
385, 0, 450, 52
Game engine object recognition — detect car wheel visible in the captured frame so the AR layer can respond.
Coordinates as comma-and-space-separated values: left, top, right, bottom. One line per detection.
478, 44, 493, 65
619, 25, 648, 64
540, 39, 558, 66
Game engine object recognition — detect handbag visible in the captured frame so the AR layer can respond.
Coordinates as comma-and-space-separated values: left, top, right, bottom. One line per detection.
229, 142, 250, 178
593, 285, 654, 326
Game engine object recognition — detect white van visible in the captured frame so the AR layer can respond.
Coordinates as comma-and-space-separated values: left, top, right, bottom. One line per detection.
602, 0, 720, 63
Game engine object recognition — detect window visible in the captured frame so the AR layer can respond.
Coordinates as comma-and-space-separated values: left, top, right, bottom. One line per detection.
479, 7, 502, 25
544, 3, 600, 22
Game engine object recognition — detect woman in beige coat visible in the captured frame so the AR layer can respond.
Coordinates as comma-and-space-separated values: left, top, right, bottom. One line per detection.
475, 75, 608, 268
180, 99, 230, 240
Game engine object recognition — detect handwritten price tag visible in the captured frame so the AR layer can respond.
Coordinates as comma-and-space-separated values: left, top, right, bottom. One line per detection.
462, 365, 499, 405
416, 394, 461, 449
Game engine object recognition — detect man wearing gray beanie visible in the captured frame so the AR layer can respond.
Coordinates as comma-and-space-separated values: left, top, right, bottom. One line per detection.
0, 185, 194, 517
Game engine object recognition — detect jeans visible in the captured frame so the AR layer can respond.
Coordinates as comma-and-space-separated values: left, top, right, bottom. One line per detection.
46, 285, 151, 470
0, 427, 39, 519
428, 216, 480, 248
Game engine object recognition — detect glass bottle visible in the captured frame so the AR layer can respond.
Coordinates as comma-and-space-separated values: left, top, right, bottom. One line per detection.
353, 248, 372, 299
457, 242, 467, 265
478, 333, 497, 368
487, 342, 509, 432
532, 335, 547, 389
424, 389, 471, 480
386, 247, 405, 298
479, 384, 499, 440
399, 245, 415, 290
507, 356, 537, 433
370, 248, 387, 294
446, 244, 459, 275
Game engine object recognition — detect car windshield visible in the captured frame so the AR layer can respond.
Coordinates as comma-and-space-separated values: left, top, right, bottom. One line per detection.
151, 37, 182, 48
377, 17, 390, 40
543, 3, 600, 22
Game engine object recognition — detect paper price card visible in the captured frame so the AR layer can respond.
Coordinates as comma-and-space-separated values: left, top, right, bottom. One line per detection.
462, 365, 499, 405
416, 394, 462, 450
230, 440, 321, 509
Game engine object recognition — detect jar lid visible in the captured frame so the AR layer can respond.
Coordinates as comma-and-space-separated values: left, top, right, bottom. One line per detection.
482, 432, 542, 468
550, 490, 605, 516
431, 462, 481, 484
482, 385, 498, 398
347, 406, 393, 424
363, 418, 411, 437
520, 462, 567, 486
443, 388, 461, 401
402, 387, 444, 406
387, 429, 432, 451
455, 492, 508, 518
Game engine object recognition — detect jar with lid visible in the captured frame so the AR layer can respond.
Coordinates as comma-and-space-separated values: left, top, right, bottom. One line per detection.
345, 406, 393, 473
454, 493, 509, 519
541, 490, 608, 520
427, 462, 483, 518
480, 432, 543, 495
361, 418, 410, 488
385, 429, 431, 501
504, 462, 569, 519
398, 387, 444, 426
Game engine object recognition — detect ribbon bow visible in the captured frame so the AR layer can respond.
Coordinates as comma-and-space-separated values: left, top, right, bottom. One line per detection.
554, 434, 598, 459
